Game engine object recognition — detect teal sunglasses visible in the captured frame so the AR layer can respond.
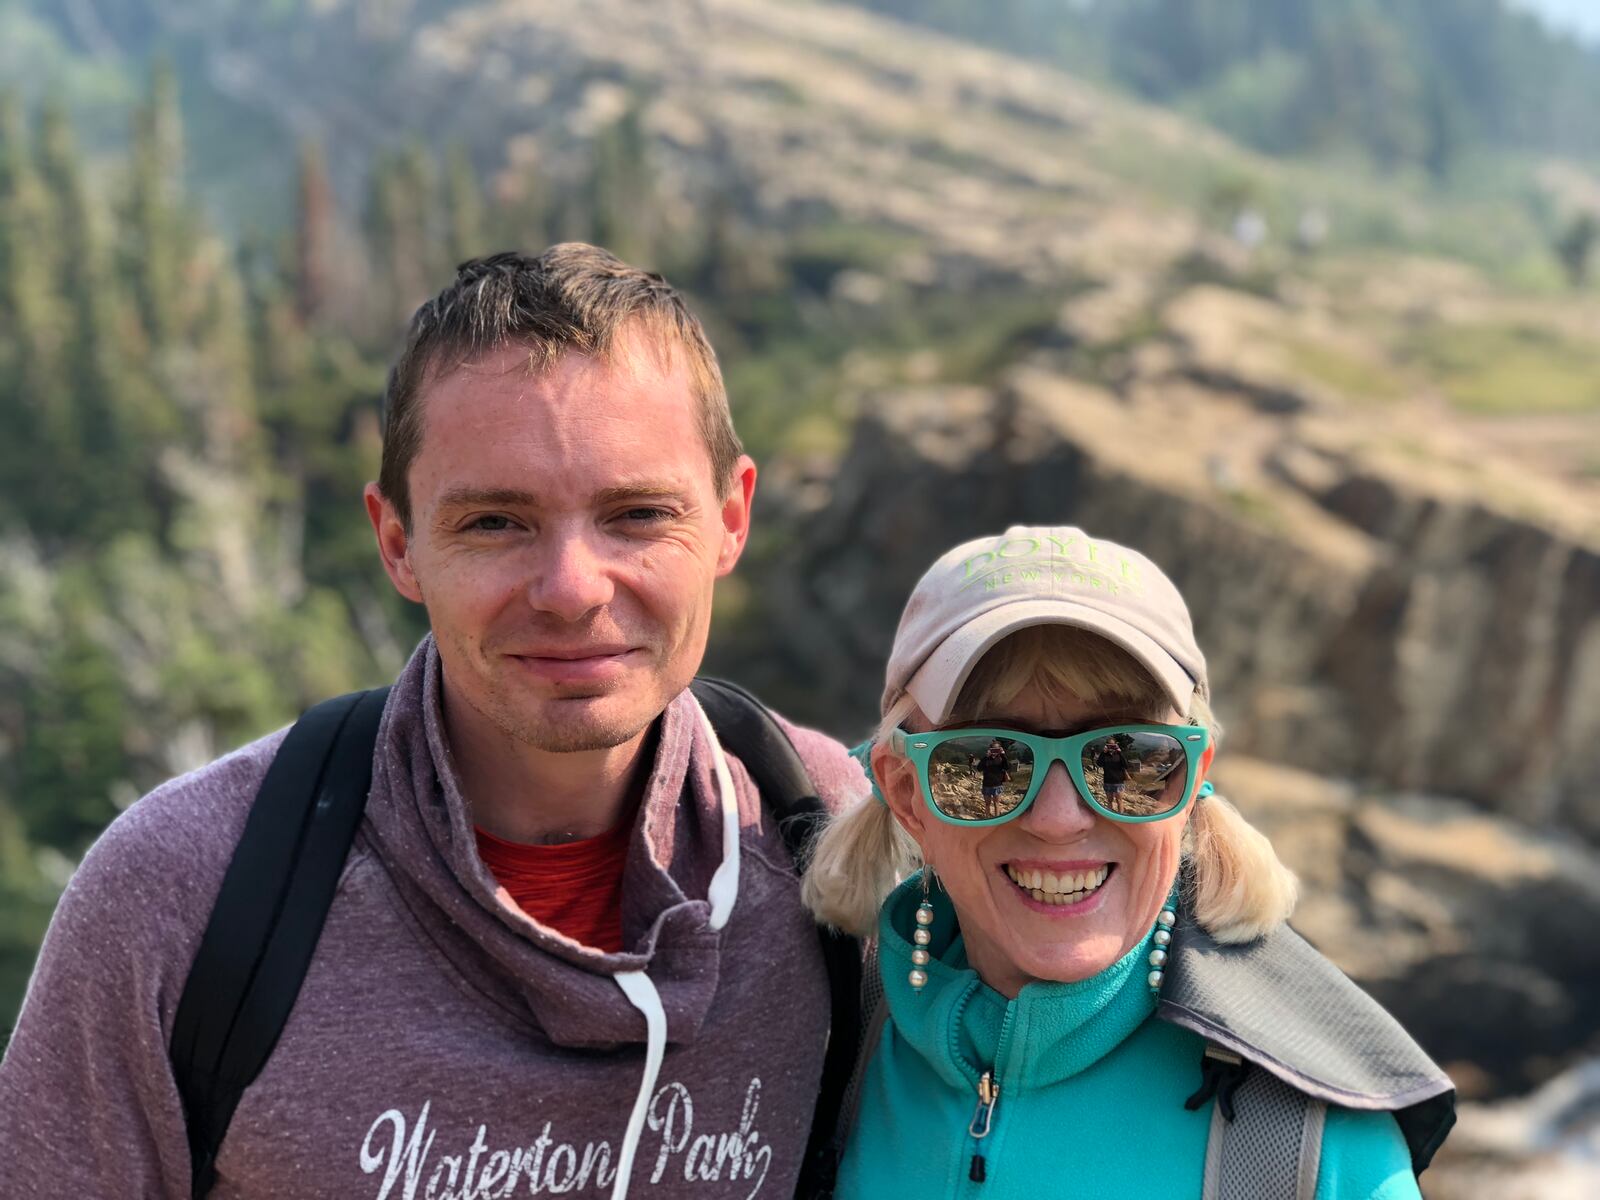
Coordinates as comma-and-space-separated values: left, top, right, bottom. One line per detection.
890, 722, 1211, 826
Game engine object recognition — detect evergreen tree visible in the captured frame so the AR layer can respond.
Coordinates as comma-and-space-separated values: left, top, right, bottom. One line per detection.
1556, 212, 1598, 289
587, 99, 655, 265
444, 143, 487, 266
124, 62, 187, 351
295, 141, 337, 324
12, 578, 128, 851
1302, 8, 1426, 171
0, 93, 71, 538
858, 0, 1600, 170
36, 99, 147, 540
365, 143, 437, 327
186, 229, 261, 464
493, 154, 550, 252
116, 67, 196, 535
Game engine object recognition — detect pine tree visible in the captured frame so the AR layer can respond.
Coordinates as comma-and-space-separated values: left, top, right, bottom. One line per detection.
1556, 212, 1598, 289
493, 153, 549, 252
364, 143, 437, 327
188, 228, 261, 462
0, 93, 71, 537
295, 141, 337, 324
36, 99, 148, 540
125, 62, 187, 350
113, 65, 193, 536
13, 580, 129, 851
587, 99, 655, 265
444, 143, 487, 266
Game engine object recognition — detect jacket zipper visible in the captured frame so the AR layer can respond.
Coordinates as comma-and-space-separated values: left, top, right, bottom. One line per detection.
966, 1069, 1000, 1183
953, 986, 1016, 1190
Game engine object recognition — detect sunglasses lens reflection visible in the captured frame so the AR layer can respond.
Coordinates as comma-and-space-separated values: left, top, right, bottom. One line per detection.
1080, 731, 1188, 817
926, 736, 1034, 821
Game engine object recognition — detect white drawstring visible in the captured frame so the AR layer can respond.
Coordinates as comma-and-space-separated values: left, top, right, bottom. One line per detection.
692, 694, 742, 931
610, 971, 667, 1200
609, 696, 743, 1199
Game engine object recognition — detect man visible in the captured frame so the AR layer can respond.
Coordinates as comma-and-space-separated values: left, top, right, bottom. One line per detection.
0, 246, 863, 1198
1095, 736, 1128, 807
977, 740, 1010, 818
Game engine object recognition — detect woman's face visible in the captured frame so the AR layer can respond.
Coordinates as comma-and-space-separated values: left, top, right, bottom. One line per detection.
878, 684, 1209, 998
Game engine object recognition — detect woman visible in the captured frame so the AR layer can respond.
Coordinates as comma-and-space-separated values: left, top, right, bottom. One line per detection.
805, 525, 1454, 1200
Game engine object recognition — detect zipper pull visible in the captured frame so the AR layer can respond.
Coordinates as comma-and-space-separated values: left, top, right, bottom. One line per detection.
968, 1070, 1000, 1183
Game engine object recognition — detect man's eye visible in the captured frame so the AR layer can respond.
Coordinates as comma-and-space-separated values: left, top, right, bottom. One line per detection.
466, 514, 515, 532
622, 507, 674, 523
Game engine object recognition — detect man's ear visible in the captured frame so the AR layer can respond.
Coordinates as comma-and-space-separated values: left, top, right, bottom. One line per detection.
365, 482, 424, 604
715, 455, 758, 576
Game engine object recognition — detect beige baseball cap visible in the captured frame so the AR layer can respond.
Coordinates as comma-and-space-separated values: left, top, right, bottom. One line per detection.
882, 525, 1208, 724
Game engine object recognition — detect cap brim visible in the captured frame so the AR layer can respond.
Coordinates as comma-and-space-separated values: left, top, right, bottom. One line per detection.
904, 598, 1197, 725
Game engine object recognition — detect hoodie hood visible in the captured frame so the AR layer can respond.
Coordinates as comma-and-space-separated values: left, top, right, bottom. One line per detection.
362, 637, 738, 1051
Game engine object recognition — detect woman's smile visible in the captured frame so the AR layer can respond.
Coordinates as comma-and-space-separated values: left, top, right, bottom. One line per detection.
1001, 860, 1116, 912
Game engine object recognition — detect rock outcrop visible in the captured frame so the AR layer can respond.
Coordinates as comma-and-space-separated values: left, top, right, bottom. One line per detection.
718, 365, 1600, 839
1216, 757, 1600, 1098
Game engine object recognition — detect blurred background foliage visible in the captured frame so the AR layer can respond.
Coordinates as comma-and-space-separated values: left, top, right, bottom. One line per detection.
865, 0, 1600, 173
2, 7, 1600, 1186
0, 33, 1106, 1022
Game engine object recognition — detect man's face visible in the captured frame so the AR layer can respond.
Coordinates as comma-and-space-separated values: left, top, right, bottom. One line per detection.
366, 335, 755, 754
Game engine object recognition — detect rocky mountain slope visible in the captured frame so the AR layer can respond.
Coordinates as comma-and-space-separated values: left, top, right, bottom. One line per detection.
33, 0, 1588, 274
718, 267, 1600, 833
8, 2, 1600, 1185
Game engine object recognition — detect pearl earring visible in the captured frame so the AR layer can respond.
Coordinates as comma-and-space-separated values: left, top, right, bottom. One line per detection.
910, 867, 934, 991
1148, 903, 1177, 993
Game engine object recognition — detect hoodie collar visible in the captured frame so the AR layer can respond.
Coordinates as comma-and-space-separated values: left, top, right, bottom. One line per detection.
361, 637, 737, 1049
878, 873, 1158, 1093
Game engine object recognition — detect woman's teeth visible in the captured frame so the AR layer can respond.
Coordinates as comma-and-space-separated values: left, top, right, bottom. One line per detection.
1005, 863, 1110, 906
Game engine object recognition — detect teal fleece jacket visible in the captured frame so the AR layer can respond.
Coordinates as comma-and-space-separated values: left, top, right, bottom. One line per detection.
836, 876, 1421, 1200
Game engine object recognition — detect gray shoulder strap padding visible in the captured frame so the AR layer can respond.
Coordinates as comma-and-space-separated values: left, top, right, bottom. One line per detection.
1158, 917, 1455, 1173
1200, 1059, 1326, 1200
836, 939, 888, 1148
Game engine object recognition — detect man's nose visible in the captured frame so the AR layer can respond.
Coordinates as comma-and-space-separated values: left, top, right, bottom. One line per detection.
1018, 762, 1098, 840
528, 530, 615, 621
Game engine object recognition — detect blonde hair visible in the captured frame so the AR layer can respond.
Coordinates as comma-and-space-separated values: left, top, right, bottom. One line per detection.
802, 625, 1297, 942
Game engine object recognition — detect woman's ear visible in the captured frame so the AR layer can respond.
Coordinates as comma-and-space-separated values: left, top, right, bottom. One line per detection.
873, 741, 929, 851
1196, 744, 1216, 789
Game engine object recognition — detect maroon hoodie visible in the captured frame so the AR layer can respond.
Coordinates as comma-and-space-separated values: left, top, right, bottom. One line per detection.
0, 638, 864, 1199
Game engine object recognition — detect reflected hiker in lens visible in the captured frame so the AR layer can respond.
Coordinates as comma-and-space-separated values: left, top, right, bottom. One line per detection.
979, 739, 1010, 818
803, 525, 1455, 1199
1094, 735, 1127, 808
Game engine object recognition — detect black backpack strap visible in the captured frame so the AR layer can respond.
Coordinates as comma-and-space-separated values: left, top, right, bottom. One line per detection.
690, 677, 864, 1200
170, 686, 390, 1198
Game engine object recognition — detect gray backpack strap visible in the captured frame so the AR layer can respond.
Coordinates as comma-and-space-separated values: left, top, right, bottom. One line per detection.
835, 939, 888, 1148
1159, 916, 1455, 1174
1199, 1042, 1327, 1200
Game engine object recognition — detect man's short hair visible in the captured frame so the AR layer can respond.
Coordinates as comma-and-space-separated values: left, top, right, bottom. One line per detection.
378, 244, 741, 530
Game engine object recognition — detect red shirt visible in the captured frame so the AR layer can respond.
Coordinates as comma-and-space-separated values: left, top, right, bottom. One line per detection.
474, 820, 632, 954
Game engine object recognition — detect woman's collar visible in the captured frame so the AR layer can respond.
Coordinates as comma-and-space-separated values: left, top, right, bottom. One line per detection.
877, 873, 1160, 1090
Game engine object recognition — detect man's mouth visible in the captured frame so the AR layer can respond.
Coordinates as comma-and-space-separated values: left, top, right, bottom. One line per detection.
515, 645, 634, 660
508, 647, 639, 683
1003, 862, 1114, 907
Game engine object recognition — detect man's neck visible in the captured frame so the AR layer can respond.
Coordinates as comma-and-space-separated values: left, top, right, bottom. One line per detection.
441, 688, 656, 846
